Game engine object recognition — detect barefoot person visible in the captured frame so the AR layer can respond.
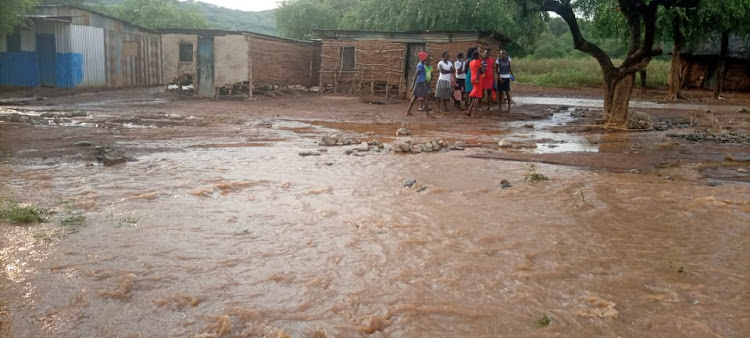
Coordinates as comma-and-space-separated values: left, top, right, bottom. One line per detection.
435, 52, 454, 112
465, 50, 483, 116
405, 52, 431, 116
495, 50, 514, 110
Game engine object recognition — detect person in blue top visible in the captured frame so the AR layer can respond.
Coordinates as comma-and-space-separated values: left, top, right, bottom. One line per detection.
405, 52, 431, 116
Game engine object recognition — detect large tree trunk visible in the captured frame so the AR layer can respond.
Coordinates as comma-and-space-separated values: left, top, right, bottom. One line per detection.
668, 17, 685, 100
639, 70, 647, 95
603, 72, 635, 126
713, 31, 729, 99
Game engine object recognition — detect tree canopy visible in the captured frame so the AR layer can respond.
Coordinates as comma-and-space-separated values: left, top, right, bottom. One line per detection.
0, 0, 38, 35
109, 0, 210, 29
276, 0, 546, 47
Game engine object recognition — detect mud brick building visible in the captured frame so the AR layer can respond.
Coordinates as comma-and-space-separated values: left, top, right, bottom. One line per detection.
682, 34, 750, 91
313, 30, 510, 98
159, 29, 321, 97
0, 5, 162, 89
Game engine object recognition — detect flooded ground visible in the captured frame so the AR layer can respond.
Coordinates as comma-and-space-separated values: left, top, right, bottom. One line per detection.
1, 87, 749, 337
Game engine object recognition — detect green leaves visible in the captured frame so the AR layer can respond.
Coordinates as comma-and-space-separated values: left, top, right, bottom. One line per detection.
110, 0, 211, 29
275, 0, 344, 39
276, 0, 545, 44
0, 0, 38, 35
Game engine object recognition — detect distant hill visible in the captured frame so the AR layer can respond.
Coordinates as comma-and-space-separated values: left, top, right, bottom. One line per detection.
85, 0, 278, 35
193, 2, 276, 35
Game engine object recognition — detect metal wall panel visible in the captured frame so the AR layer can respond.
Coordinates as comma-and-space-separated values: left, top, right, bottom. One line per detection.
104, 30, 163, 88
35, 21, 71, 53
0, 33, 7, 52
70, 25, 105, 87
20, 28, 36, 51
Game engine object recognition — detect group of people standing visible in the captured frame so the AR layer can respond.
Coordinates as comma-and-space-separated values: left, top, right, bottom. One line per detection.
406, 47, 514, 117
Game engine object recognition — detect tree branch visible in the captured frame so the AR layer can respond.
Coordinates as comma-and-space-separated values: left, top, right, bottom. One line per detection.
539, 0, 615, 74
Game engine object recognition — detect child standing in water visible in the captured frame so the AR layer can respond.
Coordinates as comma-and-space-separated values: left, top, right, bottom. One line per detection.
405, 52, 431, 116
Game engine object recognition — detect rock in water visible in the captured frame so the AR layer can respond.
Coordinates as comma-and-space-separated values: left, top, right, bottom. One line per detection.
322, 135, 337, 146
626, 111, 652, 130
75, 141, 92, 147
500, 180, 512, 189
102, 150, 126, 166
396, 127, 411, 136
403, 179, 417, 187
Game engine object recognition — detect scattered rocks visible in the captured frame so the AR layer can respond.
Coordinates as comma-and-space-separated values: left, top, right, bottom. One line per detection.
94, 146, 128, 166
653, 121, 690, 131
299, 151, 321, 157
500, 180, 512, 189
319, 134, 359, 146
403, 179, 417, 187
449, 141, 465, 150
498, 138, 537, 149
102, 150, 126, 166
396, 127, 411, 136
667, 131, 750, 144
548, 105, 568, 112
392, 139, 449, 154
626, 111, 652, 130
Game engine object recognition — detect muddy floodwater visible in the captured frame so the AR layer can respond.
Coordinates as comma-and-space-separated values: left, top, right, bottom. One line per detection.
1, 88, 749, 337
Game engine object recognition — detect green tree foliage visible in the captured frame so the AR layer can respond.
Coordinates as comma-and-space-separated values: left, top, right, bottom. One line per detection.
275, 0, 355, 39
340, 0, 545, 47
0, 0, 37, 35
110, 0, 210, 29
276, 0, 545, 45
530, 18, 629, 59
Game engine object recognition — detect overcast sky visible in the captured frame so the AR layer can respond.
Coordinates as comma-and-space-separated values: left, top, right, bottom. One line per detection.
197, 0, 279, 12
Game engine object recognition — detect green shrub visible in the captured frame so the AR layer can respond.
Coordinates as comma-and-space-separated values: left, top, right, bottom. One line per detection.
514, 58, 670, 88
1, 204, 46, 224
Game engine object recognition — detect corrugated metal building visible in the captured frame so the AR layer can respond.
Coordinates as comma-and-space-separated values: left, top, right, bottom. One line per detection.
0, 5, 162, 88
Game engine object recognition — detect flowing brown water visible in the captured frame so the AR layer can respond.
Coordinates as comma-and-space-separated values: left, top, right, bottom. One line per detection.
1, 99, 749, 337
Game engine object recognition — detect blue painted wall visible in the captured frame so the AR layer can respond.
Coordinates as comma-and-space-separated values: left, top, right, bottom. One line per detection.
37, 34, 56, 87
0, 52, 41, 87
55, 53, 84, 88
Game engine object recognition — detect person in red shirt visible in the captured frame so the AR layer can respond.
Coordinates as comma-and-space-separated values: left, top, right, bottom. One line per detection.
465, 50, 483, 116
481, 48, 496, 111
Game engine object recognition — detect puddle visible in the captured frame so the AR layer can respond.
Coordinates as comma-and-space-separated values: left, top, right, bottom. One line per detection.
515, 96, 746, 111
506, 108, 599, 154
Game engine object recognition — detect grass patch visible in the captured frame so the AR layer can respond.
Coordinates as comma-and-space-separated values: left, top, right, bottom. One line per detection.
0, 203, 46, 224
533, 314, 552, 327
59, 214, 86, 235
525, 162, 550, 182
514, 58, 670, 88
